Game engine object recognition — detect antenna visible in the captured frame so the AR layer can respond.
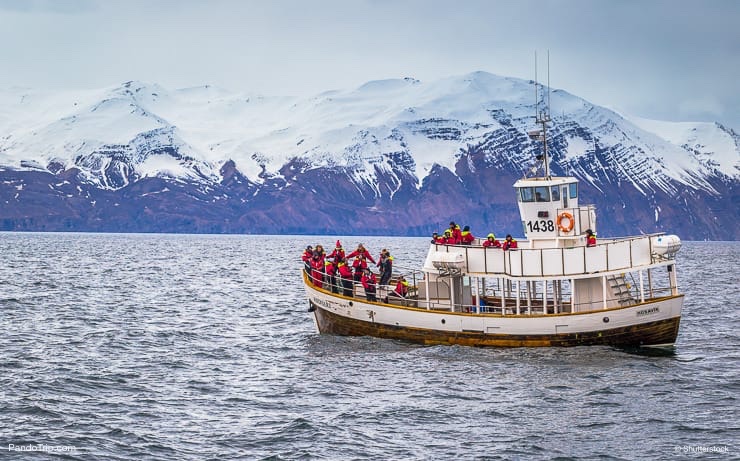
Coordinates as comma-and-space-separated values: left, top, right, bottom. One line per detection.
528, 50, 552, 178
534, 51, 538, 123
547, 50, 551, 117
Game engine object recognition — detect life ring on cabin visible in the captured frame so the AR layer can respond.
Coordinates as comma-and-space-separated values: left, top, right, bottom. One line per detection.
557, 212, 574, 233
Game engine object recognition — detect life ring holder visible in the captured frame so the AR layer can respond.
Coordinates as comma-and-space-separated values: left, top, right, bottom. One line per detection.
557, 212, 574, 233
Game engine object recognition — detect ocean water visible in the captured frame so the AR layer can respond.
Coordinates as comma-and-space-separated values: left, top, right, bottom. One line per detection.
0, 233, 737, 460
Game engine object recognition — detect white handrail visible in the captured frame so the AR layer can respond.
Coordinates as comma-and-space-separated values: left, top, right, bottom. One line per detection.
426, 233, 672, 278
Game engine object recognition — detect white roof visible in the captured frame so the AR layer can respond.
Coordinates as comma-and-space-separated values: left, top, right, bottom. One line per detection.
513, 176, 579, 187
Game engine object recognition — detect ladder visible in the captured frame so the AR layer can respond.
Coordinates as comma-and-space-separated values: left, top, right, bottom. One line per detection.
607, 274, 634, 306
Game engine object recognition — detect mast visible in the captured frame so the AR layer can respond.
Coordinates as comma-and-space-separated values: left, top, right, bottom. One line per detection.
530, 50, 552, 179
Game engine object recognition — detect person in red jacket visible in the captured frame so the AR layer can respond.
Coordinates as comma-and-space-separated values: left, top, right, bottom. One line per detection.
431, 231, 442, 244
449, 221, 462, 244
502, 234, 518, 251
392, 276, 409, 298
301, 245, 314, 274
361, 268, 377, 302
314, 244, 326, 264
482, 233, 502, 248
586, 229, 597, 247
352, 255, 369, 282
324, 259, 338, 293
328, 240, 345, 263
347, 243, 375, 264
309, 251, 324, 288
441, 229, 456, 245
460, 225, 475, 245
336, 258, 354, 297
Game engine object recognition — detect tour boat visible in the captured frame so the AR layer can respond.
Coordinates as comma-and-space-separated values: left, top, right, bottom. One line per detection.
302, 91, 683, 348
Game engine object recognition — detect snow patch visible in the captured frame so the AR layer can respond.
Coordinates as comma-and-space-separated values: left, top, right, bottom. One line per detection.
137, 154, 192, 178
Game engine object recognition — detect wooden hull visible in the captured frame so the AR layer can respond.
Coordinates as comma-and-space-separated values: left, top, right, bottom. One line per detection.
311, 302, 680, 347
304, 278, 683, 348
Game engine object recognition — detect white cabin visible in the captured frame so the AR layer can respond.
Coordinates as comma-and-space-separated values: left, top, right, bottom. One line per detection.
415, 174, 680, 316
513, 176, 596, 248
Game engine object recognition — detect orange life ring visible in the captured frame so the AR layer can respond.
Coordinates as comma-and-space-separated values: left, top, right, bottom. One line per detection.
557, 212, 574, 233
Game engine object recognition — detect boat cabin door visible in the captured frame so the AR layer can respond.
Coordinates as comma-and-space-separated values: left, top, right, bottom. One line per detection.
562, 186, 569, 209
449, 275, 472, 312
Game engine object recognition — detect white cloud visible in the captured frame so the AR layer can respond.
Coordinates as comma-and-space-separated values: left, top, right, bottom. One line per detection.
678, 96, 724, 119
0, 0, 738, 131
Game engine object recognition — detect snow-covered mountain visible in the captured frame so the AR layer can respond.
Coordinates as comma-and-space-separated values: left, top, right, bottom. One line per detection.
1, 72, 738, 239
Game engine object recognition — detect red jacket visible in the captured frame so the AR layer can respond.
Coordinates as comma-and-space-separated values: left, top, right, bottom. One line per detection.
310, 258, 324, 271
302, 250, 313, 263
587, 235, 597, 247
337, 263, 353, 278
460, 231, 475, 245
347, 248, 375, 264
483, 238, 501, 248
328, 248, 345, 261
352, 257, 369, 270
310, 258, 324, 287
361, 272, 377, 290
503, 238, 518, 251
394, 279, 409, 297
450, 226, 462, 244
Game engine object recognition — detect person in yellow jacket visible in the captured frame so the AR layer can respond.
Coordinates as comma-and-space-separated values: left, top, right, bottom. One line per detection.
377, 249, 393, 286
393, 276, 409, 298
503, 234, 518, 251
460, 225, 475, 245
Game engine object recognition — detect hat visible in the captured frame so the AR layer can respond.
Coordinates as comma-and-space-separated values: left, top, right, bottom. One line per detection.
444, 230, 451, 234
506, 234, 512, 239
433, 231, 438, 235
463, 225, 470, 231
487, 233, 494, 239
306, 245, 313, 250
586, 229, 593, 235
450, 221, 456, 226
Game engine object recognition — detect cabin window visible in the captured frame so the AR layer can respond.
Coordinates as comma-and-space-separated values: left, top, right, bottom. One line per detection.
519, 187, 534, 202
569, 183, 578, 199
551, 186, 560, 201
534, 186, 550, 202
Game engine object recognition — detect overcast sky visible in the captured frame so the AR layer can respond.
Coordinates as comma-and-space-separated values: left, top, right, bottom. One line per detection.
1, 0, 738, 131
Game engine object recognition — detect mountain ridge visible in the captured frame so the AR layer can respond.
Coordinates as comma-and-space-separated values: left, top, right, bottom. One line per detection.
0, 72, 738, 239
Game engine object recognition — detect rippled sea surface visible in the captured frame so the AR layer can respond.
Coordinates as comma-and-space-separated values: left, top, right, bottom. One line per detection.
0, 234, 737, 460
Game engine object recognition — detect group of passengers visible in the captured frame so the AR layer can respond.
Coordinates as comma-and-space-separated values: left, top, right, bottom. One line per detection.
431, 221, 518, 251
302, 241, 408, 301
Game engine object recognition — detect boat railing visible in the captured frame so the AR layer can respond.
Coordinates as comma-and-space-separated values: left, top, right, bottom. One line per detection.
303, 264, 677, 314
302, 264, 427, 306
408, 274, 678, 315
425, 233, 672, 278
